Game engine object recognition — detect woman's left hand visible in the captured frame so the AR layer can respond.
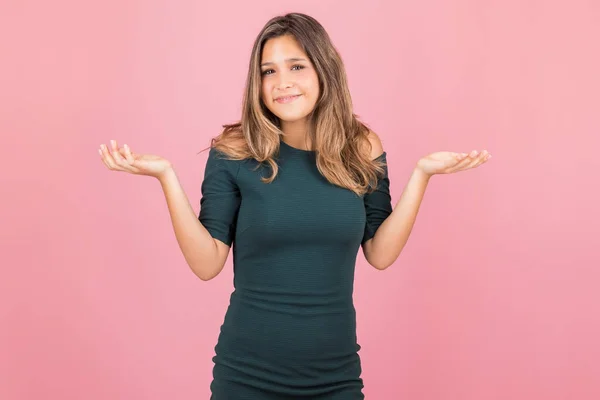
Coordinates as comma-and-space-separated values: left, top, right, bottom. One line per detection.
416, 150, 491, 177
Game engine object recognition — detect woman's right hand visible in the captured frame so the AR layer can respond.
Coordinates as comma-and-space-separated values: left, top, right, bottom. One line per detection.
99, 139, 172, 180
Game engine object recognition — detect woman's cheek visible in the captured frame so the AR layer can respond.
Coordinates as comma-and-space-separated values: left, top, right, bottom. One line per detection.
299, 71, 319, 90
261, 84, 271, 102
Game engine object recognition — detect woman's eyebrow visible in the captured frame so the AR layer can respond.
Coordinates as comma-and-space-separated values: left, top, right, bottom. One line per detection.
260, 58, 307, 67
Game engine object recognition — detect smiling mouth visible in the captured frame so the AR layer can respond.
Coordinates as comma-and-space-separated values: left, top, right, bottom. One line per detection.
275, 94, 302, 104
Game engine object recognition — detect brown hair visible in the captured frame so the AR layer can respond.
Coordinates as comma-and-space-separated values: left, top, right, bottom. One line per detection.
207, 12, 386, 196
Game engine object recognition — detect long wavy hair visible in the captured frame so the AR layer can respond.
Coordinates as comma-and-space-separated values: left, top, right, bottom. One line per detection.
206, 12, 386, 196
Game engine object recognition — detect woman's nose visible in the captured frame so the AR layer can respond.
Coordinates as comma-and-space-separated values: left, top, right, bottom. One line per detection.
276, 81, 293, 91
275, 72, 293, 89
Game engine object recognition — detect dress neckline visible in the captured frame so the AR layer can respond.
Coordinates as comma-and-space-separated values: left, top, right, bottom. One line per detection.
279, 137, 315, 153
279, 137, 388, 162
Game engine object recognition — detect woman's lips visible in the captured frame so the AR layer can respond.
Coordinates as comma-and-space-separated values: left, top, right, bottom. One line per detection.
275, 94, 301, 104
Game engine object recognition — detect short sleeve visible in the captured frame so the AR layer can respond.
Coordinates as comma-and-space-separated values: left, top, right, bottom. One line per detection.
362, 152, 393, 245
198, 147, 242, 246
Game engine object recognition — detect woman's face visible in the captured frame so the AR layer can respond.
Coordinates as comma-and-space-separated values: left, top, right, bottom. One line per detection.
260, 35, 320, 125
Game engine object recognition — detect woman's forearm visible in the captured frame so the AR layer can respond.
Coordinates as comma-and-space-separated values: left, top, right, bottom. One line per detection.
158, 167, 222, 280
366, 167, 431, 269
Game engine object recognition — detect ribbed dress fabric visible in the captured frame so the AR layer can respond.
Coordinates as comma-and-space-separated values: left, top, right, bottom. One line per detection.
198, 138, 393, 399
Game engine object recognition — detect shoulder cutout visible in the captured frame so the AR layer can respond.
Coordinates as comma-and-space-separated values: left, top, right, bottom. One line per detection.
366, 130, 384, 160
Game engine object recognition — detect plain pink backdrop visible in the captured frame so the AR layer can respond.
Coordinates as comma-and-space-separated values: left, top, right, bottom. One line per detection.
1, 1, 599, 399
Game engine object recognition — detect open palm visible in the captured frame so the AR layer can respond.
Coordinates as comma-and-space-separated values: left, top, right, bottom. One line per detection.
417, 150, 491, 177
99, 140, 172, 179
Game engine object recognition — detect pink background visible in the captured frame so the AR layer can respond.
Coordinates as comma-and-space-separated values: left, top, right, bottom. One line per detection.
2, 1, 599, 399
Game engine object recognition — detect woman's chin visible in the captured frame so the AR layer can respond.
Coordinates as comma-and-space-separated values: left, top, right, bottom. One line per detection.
276, 112, 312, 124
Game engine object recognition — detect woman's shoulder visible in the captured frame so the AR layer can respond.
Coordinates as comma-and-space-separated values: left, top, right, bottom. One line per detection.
204, 130, 253, 177
362, 129, 385, 160
206, 144, 246, 169
211, 126, 250, 154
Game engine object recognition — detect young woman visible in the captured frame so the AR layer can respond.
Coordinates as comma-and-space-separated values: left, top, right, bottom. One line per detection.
99, 12, 490, 400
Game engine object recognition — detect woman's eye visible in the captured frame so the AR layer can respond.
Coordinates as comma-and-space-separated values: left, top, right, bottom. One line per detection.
261, 65, 304, 76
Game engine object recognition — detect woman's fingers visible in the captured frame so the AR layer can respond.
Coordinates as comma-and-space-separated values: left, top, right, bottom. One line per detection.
459, 150, 489, 171
471, 150, 490, 169
122, 144, 136, 164
444, 150, 489, 173
100, 144, 122, 171
112, 140, 140, 173
117, 146, 134, 162
474, 151, 490, 168
445, 153, 476, 173
110, 140, 126, 164
464, 151, 483, 169
99, 145, 113, 170
100, 140, 138, 173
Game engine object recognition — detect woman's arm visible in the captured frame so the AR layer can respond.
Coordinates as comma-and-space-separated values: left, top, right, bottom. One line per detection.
159, 167, 230, 281
99, 140, 229, 281
361, 134, 491, 270
362, 167, 430, 270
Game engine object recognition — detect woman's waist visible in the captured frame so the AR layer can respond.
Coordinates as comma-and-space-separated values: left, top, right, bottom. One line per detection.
218, 301, 359, 360
231, 286, 354, 313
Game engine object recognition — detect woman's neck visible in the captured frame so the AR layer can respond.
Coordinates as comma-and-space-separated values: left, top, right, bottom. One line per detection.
280, 119, 312, 150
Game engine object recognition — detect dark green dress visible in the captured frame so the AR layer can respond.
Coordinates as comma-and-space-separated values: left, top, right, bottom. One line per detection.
199, 138, 392, 399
